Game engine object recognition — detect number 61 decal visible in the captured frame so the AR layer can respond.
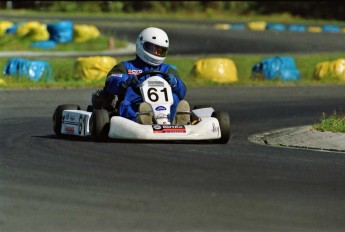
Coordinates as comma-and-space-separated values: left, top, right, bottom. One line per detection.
141, 76, 173, 105
147, 87, 169, 102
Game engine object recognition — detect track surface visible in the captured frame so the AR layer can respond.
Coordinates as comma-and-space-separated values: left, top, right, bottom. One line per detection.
1, 15, 345, 232
1, 86, 345, 232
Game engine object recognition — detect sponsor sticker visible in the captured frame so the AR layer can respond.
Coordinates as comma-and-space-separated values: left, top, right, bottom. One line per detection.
109, 73, 123, 77
65, 126, 75, 133
148, 81, 164, 87
212, 123, 220, 136
152, 125, 186, 133
64, 113, 75, 121
155, 106, 166, 111
156, 113, 168, 119
128, 69, 143, 75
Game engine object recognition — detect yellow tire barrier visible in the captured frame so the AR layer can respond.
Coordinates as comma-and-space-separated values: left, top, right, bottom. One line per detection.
193, 58, 238, 83
16, 21, 49, 41
313, 58, 345, 81
73, 24, 101, 43
247, 21, 267, 31
0, 21, 13, 36
74, 56, 116, 82
307, 26, 322, 33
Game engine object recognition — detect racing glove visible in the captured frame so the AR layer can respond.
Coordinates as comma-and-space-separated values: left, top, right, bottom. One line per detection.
121, 74, 139, 88
168, 73, 177, 87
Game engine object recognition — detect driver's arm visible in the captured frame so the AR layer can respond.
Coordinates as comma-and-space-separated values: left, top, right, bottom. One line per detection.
104, 62, 128, 95
168, 67, 187, 100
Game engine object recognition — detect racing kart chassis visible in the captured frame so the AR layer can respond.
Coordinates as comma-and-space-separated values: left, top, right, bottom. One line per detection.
53, 71, 231, 144
53, 104, 230, 144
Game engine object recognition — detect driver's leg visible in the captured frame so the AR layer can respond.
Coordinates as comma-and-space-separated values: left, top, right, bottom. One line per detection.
119, 100, 137, 122
170, 94, 191, 125
137, 102, 153, 125
175, 99, 191, 125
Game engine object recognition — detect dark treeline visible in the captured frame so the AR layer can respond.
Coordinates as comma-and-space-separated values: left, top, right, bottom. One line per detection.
0, 1, 344, 21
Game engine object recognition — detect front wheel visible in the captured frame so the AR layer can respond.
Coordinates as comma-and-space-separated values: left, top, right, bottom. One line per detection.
212, 111, 231, 144
90, 109, 110, 142
53, 104, 81, 136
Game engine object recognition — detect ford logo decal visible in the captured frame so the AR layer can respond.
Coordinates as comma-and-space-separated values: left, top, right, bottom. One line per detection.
155, 106, 166, 111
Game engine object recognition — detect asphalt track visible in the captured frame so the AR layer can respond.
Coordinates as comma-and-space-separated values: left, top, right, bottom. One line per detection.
1, 15, 345, 232
2, 86, 345, 232
2, 13, 345, 55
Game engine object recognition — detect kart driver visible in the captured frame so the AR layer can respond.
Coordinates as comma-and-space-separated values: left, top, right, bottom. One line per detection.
92, 27, 190, 125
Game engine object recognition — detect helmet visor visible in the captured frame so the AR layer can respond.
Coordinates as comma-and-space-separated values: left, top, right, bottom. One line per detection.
143, 42, 168, 57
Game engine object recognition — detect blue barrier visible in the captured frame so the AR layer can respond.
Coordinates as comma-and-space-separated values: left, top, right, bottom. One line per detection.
252, 56, 300, 81
3, 58, 53, 82
47, 20, 74, 43
230, 23, 246, 30
3, 58, 26, 75
266, 23, 286, 31
288, 24, 307, 32
323, 25, 341, 33
30, 40, 56, 49
6, 23, 21, 34
222, 22, 344, 33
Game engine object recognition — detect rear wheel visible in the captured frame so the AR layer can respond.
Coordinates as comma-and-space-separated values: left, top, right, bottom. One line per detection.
90, 109, 110, 142
86, 105, 94, 112
53, 104, 81, 136
212, 111, 231, 144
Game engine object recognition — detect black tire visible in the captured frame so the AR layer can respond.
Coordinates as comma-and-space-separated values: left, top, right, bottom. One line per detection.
212, 111, 231, 144
86, 105, 94, 112
53, 104, 81, 136
90, 109, 110, 142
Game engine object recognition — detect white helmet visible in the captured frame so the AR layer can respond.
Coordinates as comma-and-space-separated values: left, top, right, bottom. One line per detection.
136, 27, 169, 66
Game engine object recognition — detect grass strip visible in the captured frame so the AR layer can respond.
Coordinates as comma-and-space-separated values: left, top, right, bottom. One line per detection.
1, 53, 345, 89
313, 112, 345, 133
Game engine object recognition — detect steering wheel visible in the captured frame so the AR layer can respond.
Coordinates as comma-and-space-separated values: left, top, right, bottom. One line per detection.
136, 70, 171, 84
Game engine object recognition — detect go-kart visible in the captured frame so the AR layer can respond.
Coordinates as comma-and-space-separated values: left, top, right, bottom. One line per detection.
53, 70, 231, 144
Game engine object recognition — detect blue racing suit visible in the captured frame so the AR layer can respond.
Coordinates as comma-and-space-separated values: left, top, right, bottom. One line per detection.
104, 56, 187, 122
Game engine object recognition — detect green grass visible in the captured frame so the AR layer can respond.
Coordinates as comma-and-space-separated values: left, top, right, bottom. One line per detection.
2, 53, 345, 89
166, 53, 345, 87
0, 34, 125, 51
313, 112, 345, 133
